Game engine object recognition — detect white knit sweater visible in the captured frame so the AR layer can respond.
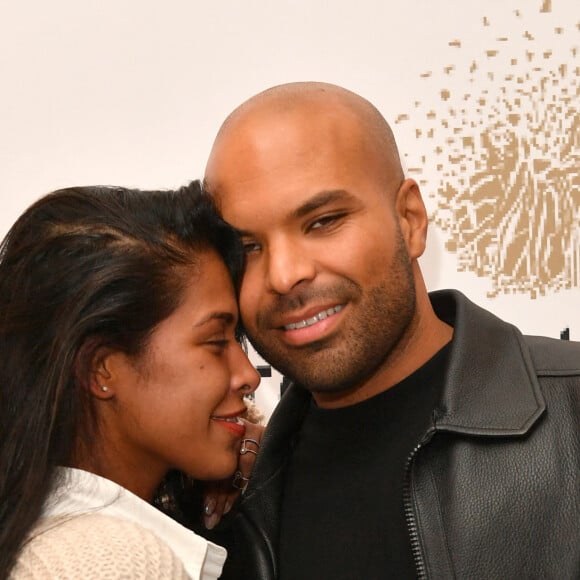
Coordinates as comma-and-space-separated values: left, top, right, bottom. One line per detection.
11, 513, 190, 579
10, 468, 226, 579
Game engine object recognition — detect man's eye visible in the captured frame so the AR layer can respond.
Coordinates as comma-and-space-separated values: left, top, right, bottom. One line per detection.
309, 213, 345, 231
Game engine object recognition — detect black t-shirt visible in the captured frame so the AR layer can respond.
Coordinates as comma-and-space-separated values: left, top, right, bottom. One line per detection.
279, 343, 450, 580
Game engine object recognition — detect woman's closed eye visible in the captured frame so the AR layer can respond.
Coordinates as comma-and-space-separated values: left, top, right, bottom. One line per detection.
204, 337, 230, 354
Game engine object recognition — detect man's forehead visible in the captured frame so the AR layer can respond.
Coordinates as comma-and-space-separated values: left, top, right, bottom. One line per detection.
208, 104, 365, 181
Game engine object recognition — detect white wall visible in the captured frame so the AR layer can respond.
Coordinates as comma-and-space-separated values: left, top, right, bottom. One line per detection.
1, 0, 578, 417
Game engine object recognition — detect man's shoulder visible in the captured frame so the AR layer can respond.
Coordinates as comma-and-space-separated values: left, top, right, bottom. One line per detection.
524, 334, 580, 376
431, 289, 580, 376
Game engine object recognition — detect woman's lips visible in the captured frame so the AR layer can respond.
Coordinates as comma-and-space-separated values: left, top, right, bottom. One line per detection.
211, 415, 246, 437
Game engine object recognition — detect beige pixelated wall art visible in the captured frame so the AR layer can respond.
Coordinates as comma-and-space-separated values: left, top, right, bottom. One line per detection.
396, 1, 578, 300
0, 0, 577, 416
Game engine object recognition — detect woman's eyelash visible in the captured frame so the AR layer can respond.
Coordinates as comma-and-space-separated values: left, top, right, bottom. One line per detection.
207, 338, 229, 349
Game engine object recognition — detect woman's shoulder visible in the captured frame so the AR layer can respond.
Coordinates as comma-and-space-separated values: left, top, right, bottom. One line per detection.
11, 513, 189, 579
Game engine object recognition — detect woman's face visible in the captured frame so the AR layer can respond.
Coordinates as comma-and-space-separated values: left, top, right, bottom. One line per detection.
100, 250, 260, 499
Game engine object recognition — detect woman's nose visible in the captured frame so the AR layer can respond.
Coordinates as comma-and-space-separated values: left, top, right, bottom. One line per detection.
230, 343, 261, 394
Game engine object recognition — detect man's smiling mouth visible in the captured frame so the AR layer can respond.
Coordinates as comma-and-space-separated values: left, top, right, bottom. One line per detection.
283, 305, 344, 330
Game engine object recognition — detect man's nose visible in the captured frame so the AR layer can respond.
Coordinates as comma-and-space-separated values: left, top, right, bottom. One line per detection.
265, 238, 316, 295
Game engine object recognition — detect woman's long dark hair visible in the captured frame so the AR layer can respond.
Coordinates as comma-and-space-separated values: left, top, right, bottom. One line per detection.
0, 181, 243, 577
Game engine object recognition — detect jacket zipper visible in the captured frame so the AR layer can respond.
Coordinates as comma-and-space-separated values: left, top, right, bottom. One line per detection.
403, 430, 435, 580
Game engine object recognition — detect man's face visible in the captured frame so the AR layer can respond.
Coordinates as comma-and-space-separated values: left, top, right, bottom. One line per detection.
206, 107, 417, 403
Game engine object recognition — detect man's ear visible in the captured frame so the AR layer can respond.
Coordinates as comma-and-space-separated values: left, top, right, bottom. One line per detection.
395, 178, 428, 259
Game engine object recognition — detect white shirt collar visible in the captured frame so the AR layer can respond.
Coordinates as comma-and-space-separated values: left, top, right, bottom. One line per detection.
44, 467, 226, 580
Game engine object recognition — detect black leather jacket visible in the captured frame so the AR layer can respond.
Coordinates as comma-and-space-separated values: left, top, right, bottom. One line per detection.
221, 290, 580, 579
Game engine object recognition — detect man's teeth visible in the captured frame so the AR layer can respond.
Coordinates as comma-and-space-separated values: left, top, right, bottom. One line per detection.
284, 305, 343, 330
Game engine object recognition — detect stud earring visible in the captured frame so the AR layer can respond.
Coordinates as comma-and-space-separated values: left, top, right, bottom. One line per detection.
100, 385, 109, 392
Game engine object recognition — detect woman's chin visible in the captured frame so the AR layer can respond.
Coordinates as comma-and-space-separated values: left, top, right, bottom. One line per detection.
191, 455, 238, 482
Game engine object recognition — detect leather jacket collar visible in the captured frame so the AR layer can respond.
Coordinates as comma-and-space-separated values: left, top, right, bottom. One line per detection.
430, 290, 545, 435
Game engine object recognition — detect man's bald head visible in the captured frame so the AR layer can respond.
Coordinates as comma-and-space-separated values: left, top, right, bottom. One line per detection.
205, 82, 404, 197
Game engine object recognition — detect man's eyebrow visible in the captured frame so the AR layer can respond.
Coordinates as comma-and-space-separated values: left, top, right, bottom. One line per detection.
292, 189, 355, 219
193, 311, 235, 328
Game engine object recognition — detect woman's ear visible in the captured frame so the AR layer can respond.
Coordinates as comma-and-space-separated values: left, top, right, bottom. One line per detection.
395, 178, 428, 260
86, 344, 117, 400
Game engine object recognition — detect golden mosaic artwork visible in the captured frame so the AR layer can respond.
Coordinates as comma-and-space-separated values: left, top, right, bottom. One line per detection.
396, 1, 579, 298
